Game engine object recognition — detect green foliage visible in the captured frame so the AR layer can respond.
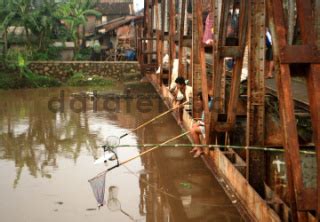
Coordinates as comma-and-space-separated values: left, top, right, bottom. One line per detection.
74, 47, 92, 61
55, 0, 101, 56
0, 70, 19, 89
5, 48, 32, 74
32, 46, 64, 61
67, 72, 114, 87
0, 69, 61, 89
2, 47, 61, 88
24, 72, 62, 88
0, 0, 101, 60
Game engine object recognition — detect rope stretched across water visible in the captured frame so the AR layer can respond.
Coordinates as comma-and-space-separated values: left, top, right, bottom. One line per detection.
116, 143, 316, 155
90, 131, 190, 180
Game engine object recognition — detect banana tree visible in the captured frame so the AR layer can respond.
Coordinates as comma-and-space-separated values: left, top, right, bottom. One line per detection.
31, 0, 62, 50
0, 0, 11, 56
0, 0, 40, 49
56, 0, 101, 58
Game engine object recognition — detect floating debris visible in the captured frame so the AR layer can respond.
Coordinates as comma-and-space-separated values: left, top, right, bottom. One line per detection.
180, 182, 192, 189
86, 208, 97, 211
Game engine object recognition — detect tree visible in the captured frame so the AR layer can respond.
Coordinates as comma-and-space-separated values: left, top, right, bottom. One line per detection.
55, 0, 101, 58
31, 0, 62, 50
0, 0, 39, 46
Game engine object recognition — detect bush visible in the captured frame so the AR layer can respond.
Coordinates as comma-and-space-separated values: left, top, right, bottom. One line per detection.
0, 71, 19, 89
32, 46, 64, 61
67, 72, 114, 87
0, 69, 61, 89
74, 47, 93, 61
25, 72, 62, 88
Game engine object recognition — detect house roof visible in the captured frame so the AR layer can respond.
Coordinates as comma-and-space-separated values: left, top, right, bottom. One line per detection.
96, 15, 143, 32
85, 15, 142, 39
95, 2, 133, 16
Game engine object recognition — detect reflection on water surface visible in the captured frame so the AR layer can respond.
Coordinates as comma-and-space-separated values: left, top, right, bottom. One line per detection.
0, 87, 243, 222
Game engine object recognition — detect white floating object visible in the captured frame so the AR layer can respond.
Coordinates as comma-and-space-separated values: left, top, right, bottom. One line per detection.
94, 153, 115, 165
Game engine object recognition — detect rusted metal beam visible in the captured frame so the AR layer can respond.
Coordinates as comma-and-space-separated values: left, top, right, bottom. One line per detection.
280, 45, 320, 63
159, 0, 167, 86
168, 0, 176, 85
149, 2, 154, 64
192, 0, 201, 118
219, 46, 242, 58
296, 0, 320, 219
316, 0, 320, 47
301, 188, 317, 210
145, 0, 152, 64
178, 0, 187, 77
155, 0, 161, 66
209, 0, 222, 144
195, 0, 210, 144
267, 0, 306, 221
210, 0, 249, 132
246, 0, 266, 196
210, 0, 230, 136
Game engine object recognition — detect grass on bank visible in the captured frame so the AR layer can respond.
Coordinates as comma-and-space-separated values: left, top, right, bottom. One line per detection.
66, 72, 114, 87
0, 70, 115, 90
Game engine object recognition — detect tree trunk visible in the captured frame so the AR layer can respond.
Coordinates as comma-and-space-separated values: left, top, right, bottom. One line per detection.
81, 24, 86, 48
4, 28, 8, 57
25, 26, 31, 47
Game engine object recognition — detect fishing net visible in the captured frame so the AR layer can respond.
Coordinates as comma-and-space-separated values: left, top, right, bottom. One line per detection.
88, 171, 107, 207
104, 136, 120, 152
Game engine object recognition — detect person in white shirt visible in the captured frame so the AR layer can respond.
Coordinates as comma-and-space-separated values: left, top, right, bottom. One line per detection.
172, 77, 192, 125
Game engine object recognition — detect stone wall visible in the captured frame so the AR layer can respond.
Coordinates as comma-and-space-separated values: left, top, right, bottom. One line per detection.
28, 61, 141, 82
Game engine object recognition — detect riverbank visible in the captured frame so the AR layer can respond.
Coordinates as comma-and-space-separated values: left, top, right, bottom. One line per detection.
0, 61, 141, 90
0, 70, 116, 90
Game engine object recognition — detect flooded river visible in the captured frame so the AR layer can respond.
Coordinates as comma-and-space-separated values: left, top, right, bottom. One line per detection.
0, 87, 243, 222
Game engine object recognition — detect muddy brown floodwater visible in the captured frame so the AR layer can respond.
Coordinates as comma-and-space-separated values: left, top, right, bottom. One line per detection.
0, 87, 244, 222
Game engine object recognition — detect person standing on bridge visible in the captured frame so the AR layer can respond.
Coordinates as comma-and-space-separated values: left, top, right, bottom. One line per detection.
266, 29, 274, 78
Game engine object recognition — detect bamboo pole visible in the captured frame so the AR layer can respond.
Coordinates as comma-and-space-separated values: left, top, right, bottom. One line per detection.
92, 131, 191, 177
120, 131, 190, 165
119, 101, 189, 139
